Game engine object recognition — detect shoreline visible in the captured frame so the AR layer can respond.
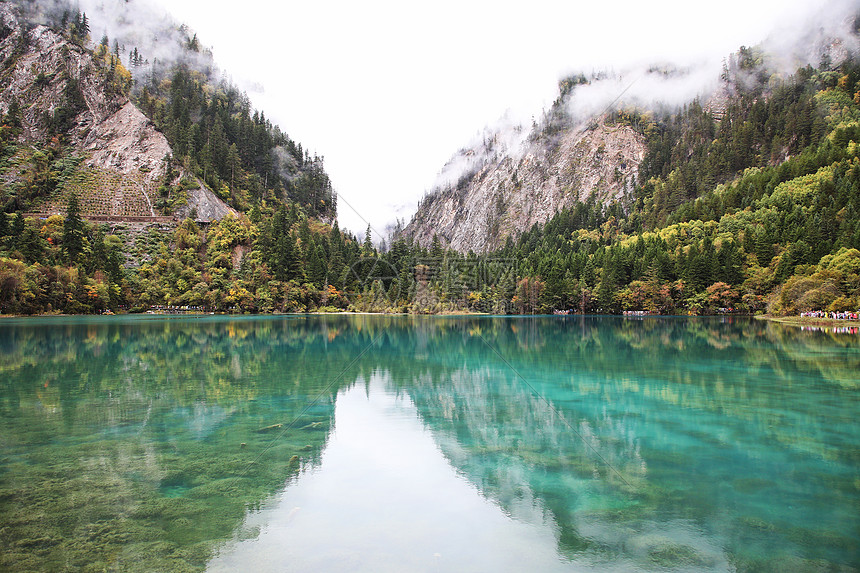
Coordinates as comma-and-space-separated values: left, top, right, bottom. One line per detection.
2, 311, 859, 324
0, 310, 483, 319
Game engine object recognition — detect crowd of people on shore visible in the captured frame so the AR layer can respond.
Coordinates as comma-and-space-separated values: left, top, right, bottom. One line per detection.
799, 311, 859, 320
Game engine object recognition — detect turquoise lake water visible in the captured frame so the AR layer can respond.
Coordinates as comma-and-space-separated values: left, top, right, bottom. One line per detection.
0, 315, 857, 571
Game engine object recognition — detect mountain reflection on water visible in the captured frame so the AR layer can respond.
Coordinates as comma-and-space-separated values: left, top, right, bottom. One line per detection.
0, 315, 857, 572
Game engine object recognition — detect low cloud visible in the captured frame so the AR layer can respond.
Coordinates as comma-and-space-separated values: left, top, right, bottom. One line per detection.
430, 113, 529, 193
565, 63, 722, 123
70, 0, 220, 84
759, 0, 859, 73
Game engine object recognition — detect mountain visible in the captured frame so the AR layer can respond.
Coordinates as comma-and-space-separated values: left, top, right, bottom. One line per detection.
0, 1, 234, 221
400, 11, 860, 255
0, 0, 336, 222
369, 9, 860, 317
0, 0, 360, 315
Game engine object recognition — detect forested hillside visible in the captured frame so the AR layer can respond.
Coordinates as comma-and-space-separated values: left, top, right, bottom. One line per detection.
371, 43, 860, 317
0, 0, 858, 316
0, 0, 347, 314
134, 62, 335, 218
11, 0, 336, 219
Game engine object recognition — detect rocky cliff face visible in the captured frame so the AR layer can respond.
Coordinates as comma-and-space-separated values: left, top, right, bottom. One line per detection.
0, 6, 165, 176
0, 3, 234, 221
403, 115, 645, 253
1, 11, 116, 141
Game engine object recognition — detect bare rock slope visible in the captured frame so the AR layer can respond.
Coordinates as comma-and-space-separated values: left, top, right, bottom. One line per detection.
404, 119, 645, 253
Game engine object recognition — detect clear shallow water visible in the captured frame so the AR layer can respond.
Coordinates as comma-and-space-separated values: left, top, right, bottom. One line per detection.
0, 315, 857, 572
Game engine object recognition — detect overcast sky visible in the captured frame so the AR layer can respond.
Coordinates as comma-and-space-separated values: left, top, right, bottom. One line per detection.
146, 0, 849, 240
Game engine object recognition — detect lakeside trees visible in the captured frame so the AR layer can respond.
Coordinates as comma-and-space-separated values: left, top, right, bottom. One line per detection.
1, 189, 857, 315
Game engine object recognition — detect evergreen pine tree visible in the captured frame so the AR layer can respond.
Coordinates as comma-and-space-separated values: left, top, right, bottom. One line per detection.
9, 213, 24, 250
597, 254, 618, 312
5, 98, 21, 129
582, 257, 596, 288
308, 245, 327, 288
755, 227, 774, 267
362, 225, 373, 256
63, 194, 84, 264
430, 234, 443, 259
88, 227, 106, 274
